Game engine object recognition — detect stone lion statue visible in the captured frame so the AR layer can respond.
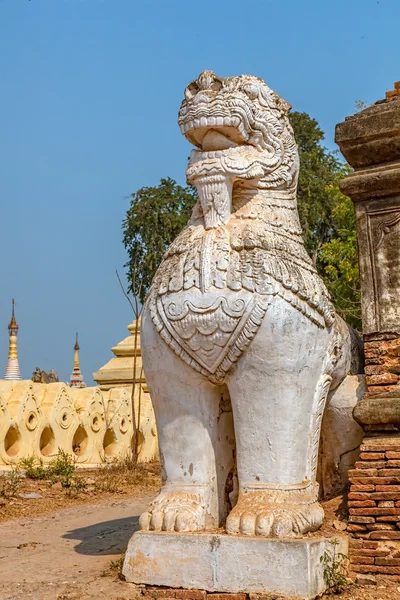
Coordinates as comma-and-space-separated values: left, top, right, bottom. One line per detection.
140, 71, 361, 538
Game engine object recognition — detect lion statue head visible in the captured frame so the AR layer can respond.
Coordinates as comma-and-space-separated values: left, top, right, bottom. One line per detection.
178, 71, 299, 228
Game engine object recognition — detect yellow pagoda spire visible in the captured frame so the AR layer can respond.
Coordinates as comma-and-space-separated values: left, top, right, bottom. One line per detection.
4, 299, 22, 380
70, 332, 86, 388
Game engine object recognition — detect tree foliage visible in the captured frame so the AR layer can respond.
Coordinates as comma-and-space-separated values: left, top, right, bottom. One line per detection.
289, 112, 361, 328
123, 112, 360, 327
122, 177, 197, 300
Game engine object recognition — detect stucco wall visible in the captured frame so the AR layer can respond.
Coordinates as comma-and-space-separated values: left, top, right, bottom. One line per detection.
0, 380, 158, 468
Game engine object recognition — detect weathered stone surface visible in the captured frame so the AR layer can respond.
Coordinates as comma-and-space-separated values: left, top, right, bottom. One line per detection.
353, 396, 400, 427
123, 532, 348, 598
349, 516, 375, 523
336, 93, 400, 346
335, 96, 400, 169
318, 375, 364, 498
355, 574, 377, 586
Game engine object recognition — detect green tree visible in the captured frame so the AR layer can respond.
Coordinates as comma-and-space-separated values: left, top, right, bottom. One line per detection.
289, 112, 361, 328
319, 183, 361, 328
122, 177, 197, 301
290, 112, 345, 263
123, 114, 360, 326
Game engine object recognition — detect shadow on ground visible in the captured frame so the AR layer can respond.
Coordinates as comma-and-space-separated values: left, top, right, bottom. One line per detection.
63, 515, 140, 556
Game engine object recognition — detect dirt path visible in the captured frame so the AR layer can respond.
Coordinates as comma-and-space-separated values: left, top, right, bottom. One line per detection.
1, 495, 400, 600
0, 496, 153, 600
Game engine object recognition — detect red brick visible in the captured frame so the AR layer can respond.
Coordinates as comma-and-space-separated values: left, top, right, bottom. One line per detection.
366, 523, 397, 531
175, 592, 206, 600
380, 470, 400, 477
348, 524, 368, 531
351, 549, 390, 557
353, 533, 372, 539
362, 445, 400, 453
350, 556, 375, 565
144, 590, 176, 599
355, 461, 386, 470
368, 385, 400, 394
378, 501, 395, 508
366, 373, 399, 385
370, 492, 400, 500
349, 469, 379, 478
208, 595, 247, 600
364, 541, 379, 549
348, 501, 376, 508
360, 452, 385, 460
349, 508, 400, 516
352, 565, 400, 574
379, 575, 400, 582
365, 365, 389, 375
376, 558, 400, 566
350, 484, 375, 492
349, 538, 364, 548
376, 516, 400, 522
376, 484, 400, 491
370, 531, 400, 539
387, 452, 400, 459
387, 461, 400, 468
348, 492, 372, 500
349, 516, 375, 523
365, 364, 388, 375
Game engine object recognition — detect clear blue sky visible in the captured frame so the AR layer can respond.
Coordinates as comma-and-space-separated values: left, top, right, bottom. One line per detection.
0, 0, 398, 384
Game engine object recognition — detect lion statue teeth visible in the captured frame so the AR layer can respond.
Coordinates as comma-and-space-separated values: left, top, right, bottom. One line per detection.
139, 71, 361, 538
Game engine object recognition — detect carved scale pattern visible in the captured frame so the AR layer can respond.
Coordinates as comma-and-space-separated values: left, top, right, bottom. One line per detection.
148, 192, 335, 384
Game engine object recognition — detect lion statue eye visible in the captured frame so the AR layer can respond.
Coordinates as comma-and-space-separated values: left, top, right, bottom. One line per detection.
185, 82, 199, 101
243, 84, 259, 100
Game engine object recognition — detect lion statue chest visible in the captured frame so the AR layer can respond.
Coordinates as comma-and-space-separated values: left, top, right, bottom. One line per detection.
147, 197, 333, 384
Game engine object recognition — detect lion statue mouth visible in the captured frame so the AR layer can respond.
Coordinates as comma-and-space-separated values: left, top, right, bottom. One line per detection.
177, 70, 298, 229
178, 70, 268, 152
178, 71, 298, 229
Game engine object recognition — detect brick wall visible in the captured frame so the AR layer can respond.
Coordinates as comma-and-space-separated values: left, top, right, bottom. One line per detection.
348, 435, 400, 582
364, 335, 400, 395
386, 81, 400, 100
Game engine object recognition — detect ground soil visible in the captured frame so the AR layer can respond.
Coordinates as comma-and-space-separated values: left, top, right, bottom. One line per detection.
0, 461, 161, 523
0, 467, 399, 600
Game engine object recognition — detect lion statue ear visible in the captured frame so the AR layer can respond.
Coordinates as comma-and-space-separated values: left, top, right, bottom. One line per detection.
280, 97, 292, 114
258, 85, 292, 116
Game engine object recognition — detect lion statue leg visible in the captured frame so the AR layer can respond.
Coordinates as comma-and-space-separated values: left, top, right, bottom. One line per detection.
138, 310, 221, 533
225, 296, 347, 538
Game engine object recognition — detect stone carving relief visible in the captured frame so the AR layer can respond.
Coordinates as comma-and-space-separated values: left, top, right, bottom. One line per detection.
140, 71, 361, 539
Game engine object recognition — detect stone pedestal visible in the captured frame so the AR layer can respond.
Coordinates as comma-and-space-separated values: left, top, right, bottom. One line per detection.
336, 82, 400, 584
123, 532, 347, 599
336, 85, 400, 397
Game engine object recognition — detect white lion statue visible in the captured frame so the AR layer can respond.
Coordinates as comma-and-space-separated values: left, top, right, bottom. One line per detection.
139, 71, 361, 538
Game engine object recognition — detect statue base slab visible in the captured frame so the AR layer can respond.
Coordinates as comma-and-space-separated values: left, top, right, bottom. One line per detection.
123, 531, 347, 599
